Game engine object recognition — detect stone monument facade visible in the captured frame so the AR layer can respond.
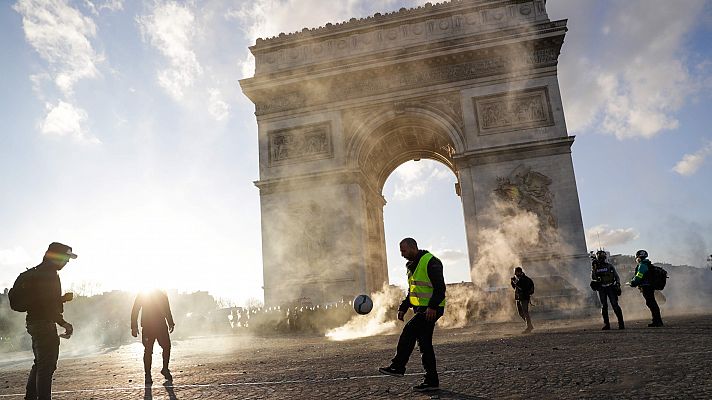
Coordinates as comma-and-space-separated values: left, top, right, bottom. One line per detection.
240, 0, 589, 306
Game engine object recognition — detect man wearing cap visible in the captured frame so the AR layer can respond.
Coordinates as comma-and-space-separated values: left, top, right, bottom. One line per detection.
24, 242, 77, 400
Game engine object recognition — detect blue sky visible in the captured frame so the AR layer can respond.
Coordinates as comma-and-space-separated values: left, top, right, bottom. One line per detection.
1, 0, 711, 305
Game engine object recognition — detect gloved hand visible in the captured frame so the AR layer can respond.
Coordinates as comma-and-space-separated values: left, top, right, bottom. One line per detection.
59, 322, 73, 339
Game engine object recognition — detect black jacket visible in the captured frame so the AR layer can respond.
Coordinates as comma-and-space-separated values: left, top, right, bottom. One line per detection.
511, 274, 534, 301
131, 290, 175, 331
26, 261, 67, 325
398, 250, 446, 313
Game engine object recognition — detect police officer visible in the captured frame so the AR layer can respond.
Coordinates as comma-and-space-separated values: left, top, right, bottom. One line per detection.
630, 249, 663, 327
590, 250, 624, 330
24, 242, 77, 400
379, 238, 446, 392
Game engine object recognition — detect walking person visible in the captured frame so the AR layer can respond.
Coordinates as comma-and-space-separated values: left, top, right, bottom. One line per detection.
511, 267, 534, 333
379, 238, 446, 392
131, 289, 176, 384
590, 250, 625, 330
14, 242, 77, 400
629, 250, 663, 327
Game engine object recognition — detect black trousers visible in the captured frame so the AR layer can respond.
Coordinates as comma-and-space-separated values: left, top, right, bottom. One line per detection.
391, 312, 440, 383
516, 299, 533, 328
641, 286, 662, 324
25, 322, 60, 400
598, 286, 624, 326
142, 325, 171, 373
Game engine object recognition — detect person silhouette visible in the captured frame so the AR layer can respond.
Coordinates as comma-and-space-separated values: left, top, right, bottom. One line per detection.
131, 289, 175, 384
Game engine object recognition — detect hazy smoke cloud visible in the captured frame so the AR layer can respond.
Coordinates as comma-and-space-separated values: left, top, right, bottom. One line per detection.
325, 285, 401, 341
229, 0, 426, 78
0, 246, 31, 269
586, 224, 639, 248
673, 140, 712, 176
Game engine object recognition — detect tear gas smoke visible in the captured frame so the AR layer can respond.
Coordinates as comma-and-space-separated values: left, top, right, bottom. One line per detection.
325, 285, 401, 341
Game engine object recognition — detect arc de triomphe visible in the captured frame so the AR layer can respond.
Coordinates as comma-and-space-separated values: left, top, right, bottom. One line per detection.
240, 0, 589, 306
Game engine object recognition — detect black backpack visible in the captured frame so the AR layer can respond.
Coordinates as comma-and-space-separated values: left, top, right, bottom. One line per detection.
647, 265, 668, 290
8, 267, 37, 312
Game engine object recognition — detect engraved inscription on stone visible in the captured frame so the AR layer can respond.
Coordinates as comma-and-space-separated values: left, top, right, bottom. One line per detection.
268, 122, 333, 165
475, 88, 554, 135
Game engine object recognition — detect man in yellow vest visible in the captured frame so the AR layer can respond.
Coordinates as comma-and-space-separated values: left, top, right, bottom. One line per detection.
379, 238, 446, 392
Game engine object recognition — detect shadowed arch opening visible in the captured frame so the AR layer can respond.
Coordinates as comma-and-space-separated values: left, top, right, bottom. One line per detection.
353, 114, 460, 191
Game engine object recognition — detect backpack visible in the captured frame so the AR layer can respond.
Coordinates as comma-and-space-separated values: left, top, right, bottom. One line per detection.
647, 264, 668, 290
8, 267, 37, 312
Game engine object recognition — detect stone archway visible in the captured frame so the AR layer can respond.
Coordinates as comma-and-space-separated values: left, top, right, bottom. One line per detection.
240, 0, 589, 306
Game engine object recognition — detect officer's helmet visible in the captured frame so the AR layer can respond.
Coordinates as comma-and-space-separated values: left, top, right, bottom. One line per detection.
595, 250, 607, 261
635, 249, 648, 259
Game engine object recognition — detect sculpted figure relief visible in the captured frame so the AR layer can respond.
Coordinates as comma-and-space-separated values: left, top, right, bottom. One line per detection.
268, 124, 332, 165
494, 164, 557, 230
476, 89, 553, 134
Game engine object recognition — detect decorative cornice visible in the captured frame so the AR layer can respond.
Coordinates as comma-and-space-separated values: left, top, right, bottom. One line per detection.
249, 0, 550, 75
253, 0, 545, 48
454, 136, 575, 166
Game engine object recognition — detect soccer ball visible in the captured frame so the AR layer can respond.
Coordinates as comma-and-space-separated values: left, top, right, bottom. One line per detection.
353, 294, 373, 315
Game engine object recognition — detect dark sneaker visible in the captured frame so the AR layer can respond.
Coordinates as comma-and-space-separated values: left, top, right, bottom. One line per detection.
145, 374, 153, 385
648, 321, 664, 327
601, 325, 611, 330
413, 381, 439, 392
378, 366, 405, 377
161, 368, 173, 381
618, 324, 625, 330
522, 326, 533, 334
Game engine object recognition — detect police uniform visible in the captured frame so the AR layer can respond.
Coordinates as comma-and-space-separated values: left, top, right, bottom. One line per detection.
591, 260, 624, 329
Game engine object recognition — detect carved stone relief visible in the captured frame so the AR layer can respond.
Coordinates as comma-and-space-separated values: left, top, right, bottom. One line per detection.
254, 48, 559, 115
494, 164, 557, 230
474, 88, 553, 135
344, 93, 464, 141
268, 122, 333, 166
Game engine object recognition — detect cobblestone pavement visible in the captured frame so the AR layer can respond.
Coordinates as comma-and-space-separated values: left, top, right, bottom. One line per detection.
1, 314, 711, 399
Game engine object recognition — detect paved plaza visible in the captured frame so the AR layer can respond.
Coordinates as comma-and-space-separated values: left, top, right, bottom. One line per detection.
1, 314, 710, 399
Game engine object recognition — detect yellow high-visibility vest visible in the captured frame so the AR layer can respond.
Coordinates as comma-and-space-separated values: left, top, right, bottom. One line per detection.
408, 252, 446, 307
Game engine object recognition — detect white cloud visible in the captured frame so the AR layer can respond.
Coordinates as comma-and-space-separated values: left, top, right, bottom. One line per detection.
551, 0, 708, 139
586, 224, 639, 249
138, 1, 203, 101
84, 0, 124, 14
14, 0, 102, 96
207, 88, 229, 121
673, 140, 712, 176
40, 100, 100, 143
435, 248, 468, 264
391, 161, 453, 201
